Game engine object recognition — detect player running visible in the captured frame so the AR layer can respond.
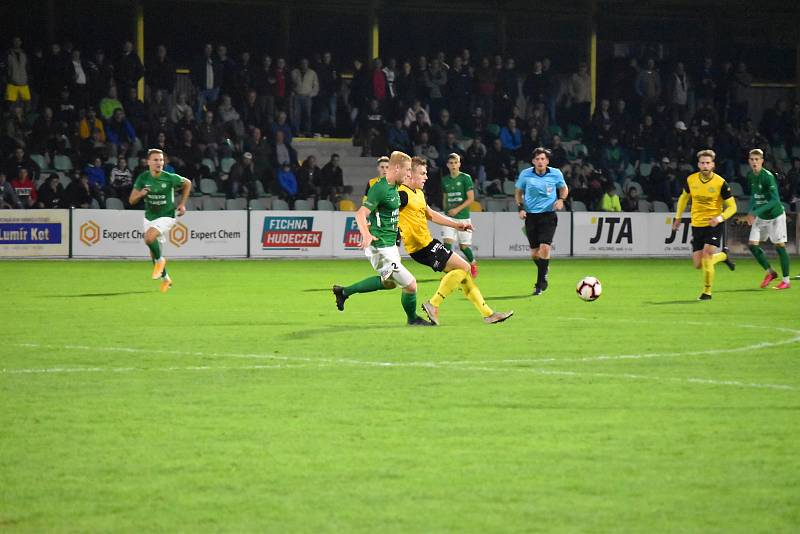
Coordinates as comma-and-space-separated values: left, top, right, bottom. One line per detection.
672, 149, 737, 300
441, 153, 479, 277
401, 157, 513, 325
129, 149, 192, 292
745, 149, 791, 290
333, 151, 432, 326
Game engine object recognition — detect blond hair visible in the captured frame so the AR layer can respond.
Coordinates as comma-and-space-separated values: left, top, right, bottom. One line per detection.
749, 148, 764, 158
411, 156, 427, 170
389, 151, 412, 166
696, 149, 716, 161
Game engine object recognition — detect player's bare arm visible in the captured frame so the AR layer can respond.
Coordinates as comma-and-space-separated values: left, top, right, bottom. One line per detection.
176, 177, 192, 216
515, 188, 526, 219
427, 206, 473, 231
447, 189, 475, 217
129, 186, 150, 205
355, 206, 375, 249
554, 185, 568, 210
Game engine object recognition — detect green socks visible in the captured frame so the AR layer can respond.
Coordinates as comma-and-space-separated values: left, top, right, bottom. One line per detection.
400, 291, 417, 322
147, 240, 162, 260
748, 244, 771, 271
461, 246, 475, 263
344, 276, 386, 296
777, 246, 791, 277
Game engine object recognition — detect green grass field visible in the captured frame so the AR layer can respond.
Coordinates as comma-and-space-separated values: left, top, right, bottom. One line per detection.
1, 258, 798, 532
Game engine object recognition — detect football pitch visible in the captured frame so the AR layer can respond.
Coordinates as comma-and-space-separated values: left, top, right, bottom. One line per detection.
1, 258, 798, 532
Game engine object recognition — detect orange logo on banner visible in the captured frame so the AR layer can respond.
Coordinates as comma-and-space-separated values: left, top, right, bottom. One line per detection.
80, 221, 101, 246
169, 221, 189, 247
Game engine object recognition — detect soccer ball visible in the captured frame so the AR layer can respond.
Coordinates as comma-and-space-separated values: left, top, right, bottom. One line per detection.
576, 276, 602, 301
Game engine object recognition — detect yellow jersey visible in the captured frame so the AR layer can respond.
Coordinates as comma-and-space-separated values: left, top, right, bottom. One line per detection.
683, 172, 732, 227
362, 176, 383, 203
398, 184, 432, 254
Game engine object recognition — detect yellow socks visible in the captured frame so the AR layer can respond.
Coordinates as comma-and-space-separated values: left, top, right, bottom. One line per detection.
711, 251, 727, 265
702, 255, 715, 295
430, 269, 467, 307
461, 274, 493, 318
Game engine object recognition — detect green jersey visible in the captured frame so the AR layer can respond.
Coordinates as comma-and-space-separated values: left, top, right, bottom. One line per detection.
442, 172, 474, 219
362, 177, 400, 248
747, 168, 784, 220
133, 170, 186, 221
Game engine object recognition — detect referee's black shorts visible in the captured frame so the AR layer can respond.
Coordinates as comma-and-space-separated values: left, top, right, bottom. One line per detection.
409, 239, 453, 272
524, 211, 558, 249
691, 225, 722, 252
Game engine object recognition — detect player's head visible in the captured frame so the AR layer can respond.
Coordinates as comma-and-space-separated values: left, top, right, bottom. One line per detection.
532, 147, 551, 172
387, 151, 412, 185
147, 148, 165, 174
376, 156, 390, 177
748, 148, 764, 173
696, 149, 715, 175
446, 153, 461, 175
410, 157, 429, 188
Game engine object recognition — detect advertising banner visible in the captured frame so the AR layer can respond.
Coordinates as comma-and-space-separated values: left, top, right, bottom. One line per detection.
332, 212, 368, 257
493, 211, 570, 257
647, 215, 693, 256
572, 212, 650, 256
250, 210, 333, 257
72, 210, 247, 258
0, 209, 69, 257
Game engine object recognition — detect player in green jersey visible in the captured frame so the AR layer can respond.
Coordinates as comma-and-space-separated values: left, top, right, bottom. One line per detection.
441, 153, 478, 277
129, 149, 192, 292
333, 151, 432, 326
746, 149, 791, 290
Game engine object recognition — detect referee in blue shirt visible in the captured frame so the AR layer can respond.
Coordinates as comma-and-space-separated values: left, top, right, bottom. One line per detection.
515, 147, 569, 295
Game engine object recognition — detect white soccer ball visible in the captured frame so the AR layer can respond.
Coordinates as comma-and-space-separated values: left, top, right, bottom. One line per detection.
576, 276, 602, 302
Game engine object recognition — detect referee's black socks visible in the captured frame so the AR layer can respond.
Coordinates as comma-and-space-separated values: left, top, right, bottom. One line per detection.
534, 258, 550, 288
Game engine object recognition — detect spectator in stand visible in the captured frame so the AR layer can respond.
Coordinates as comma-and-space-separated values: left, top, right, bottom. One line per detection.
106, 108, 138, 157
115, 41, 144, 95
252, 55, 275, 122
241, 89, 264, 132
6, 105, 30, 148
431, 109, 462, 147
463, 105, 486, 139
415, 55, 430, 105
0, 171, 22, 208
244, 127, 273, 182
784, 158, 800, 204
524, 60, 547, 116
499, 117, 523, 158
395, 60, 416, 109
87, 48, 114, 104
387, 118, 412, 154
170, 92, 193, 124
10, 168, 37, 208
612, 97, 633, 139
172, 129, 201, 177
635, 58, 661, 114
425, 58, 448, 121
484, 138, 512, 195
276, 162, 298, 205
123, 86, 147, 136
550, 135, 568, 169
65, 172, 93, 208
197, 110, 225, 160
314, 51, 338, 130
54, 85, 78, 127
318, 153, 344, 201
370, 58, 388, 107
569, 62, 592, 127
6, 37, 32, 111
270, 110, 293, 145
621, 187, 641, 212
382, 57, 398, 107
271, 130, 298, 170
600, 181, 622, 212
474, 57, 496, 122
5, 147, 40, 184
291, 58, 319, 136
272, 57, 289, 113
227, 152, 257, 199
695, 57, 716, 108
667, 61, 691, 122
233, 51, 253, 108
404, 99, 431, 129
43, 43, 70, 106
83, 156, 108, 204
359, 99, 386, 157
217, 94, 244, 141
146, 89, 170, 128
109, 155, 133, 204
192, 44, 221, 119
438, 132, 464, 169
601, 135, 627, 183
31, 107, 59, 154
296, 155, 320, 202
147, 44, 176, 97
463, 137, 487, 192
414, 131, 439, 175
99, 85, 124, 120
447, 56, 472, 126
731, 62, 753, 126
38, 173, 65, 208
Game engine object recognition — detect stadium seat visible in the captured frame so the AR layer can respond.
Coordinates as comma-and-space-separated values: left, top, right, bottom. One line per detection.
468, 200, 483, 212
571, 200, 587, 212
502, 180, 516, 196
651, 201, 670, 212
638, 163, 652, 177
735, 198, 749, 213
202, 196, 225, 210
613, 182, 623, 196
738, 163, 750, 178
729, 182, 744, 197
772, 145, 788, 163
791, 146, 800, 159
547, 124, 563, 138
294, 199, 313, 210
200, 178, 218, 195
58, 173, 71, 188
338, 199, 357, 211
128, 157, 139, 170
105, 197, 125, 210
53, 155, 73, 171
253, 181, 267, 197
225, 198, 247, 210
486, 198, 506, 212
201, 158, 217, 173
30, 153, 48, 170
272, 198, 290, 210
220, 157, 236, 174
187, 197, 204, 210
565, 123, 583, 141
627, 181, 644, 196
317, 199, 335, 211
249, 198, 271, 210
637, 200, 652, 212
90, 198, 100, 209
624, 163, 637, 178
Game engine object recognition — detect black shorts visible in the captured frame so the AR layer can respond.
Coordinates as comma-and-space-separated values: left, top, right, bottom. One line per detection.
524, 212, 558, 248
691, 225, 723, 252
410, 239, 453, 272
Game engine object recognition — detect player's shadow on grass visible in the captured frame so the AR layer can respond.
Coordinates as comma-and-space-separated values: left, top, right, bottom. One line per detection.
645, 299, 704, 305
46, 291, 153, 298
285, 323, 409, 340
714, 288, 764, 294
303, 278, 442, 292
486, 294, 534, 301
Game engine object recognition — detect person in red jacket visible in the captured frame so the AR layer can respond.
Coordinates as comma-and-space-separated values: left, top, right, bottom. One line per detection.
10, 168, 37, 208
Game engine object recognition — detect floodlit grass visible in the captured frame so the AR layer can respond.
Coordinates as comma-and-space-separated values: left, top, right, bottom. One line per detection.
1, 258, 798, 532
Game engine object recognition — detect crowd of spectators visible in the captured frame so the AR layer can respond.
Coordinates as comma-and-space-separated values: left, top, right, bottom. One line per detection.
1, 36, 799, 212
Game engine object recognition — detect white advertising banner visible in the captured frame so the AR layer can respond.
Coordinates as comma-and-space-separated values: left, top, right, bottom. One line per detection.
492, 211, 570, 257
437, 211, 495, 259
250, 210, 333, 257
332, 212, 367, 257
0, 209, 69, 257
72, 210, 247, 258
572, 212, 650, 256
648, 214, 693, 256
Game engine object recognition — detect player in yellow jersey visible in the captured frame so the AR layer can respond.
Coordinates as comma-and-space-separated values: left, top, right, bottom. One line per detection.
362, 155, 390, 203
672, 149, 737, 300
399, 157, 513, 324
